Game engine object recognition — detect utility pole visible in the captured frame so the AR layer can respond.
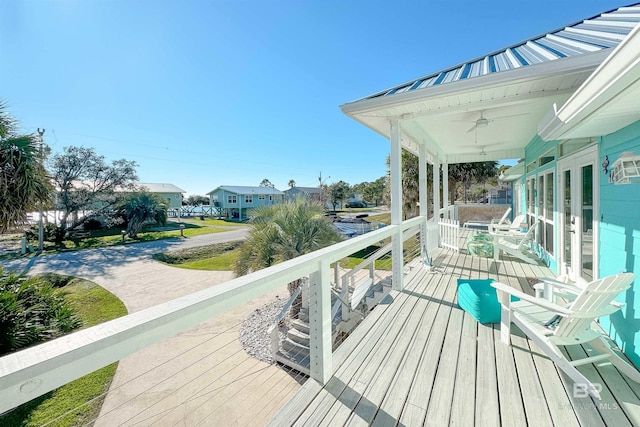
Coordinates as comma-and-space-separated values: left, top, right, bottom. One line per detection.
37, 128, 45, 253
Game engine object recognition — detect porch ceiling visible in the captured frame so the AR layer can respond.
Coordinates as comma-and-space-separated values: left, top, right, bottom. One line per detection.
341, 53, 609, 164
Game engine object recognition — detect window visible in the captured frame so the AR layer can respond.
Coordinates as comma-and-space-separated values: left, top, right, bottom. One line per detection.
559, 138, 597, 158
539, 149, 555, 167
245, 195, 253, 204
526, 178, 535, 227
258, 194, 265, 200
227, 195, 237, 204
538, 171, 554, 255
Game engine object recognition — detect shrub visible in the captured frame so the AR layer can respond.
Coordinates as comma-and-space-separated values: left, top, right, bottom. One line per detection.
83, 218, 103, 231
0, 268, 82, 356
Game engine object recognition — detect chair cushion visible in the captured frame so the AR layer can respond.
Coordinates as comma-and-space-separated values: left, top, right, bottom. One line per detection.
457, 279, 500, 323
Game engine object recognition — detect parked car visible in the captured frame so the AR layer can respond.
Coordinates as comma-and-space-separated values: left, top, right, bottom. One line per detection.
345, 200, 367, 208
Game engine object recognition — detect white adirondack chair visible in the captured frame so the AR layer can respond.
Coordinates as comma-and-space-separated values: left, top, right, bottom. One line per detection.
492, 272, 639, 399
492, 222, 538, 264
489, 213, 525, 234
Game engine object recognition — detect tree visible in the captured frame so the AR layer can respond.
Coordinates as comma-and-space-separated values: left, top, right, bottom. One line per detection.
120, 193, 167, 238
234, 199, 342, 315
361, 177, 386, 206
259, 178, 274, 188
0, 102, 52, 232
49, 146, 137, 232
184, 195, 209, 206
288, 179, 296, 188
328, 180, 351, 211
384, 150, 432, 219
448, 161, 497, 203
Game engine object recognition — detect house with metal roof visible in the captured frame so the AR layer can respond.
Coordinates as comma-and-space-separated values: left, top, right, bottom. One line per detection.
7, 4, 640, 426
340, 3, 640, 369
283, 186, 321, 202
136, 183, 186, 209
206, 185, 284, 220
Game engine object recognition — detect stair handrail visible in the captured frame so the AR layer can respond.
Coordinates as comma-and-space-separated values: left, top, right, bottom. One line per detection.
268, 284, 303, 357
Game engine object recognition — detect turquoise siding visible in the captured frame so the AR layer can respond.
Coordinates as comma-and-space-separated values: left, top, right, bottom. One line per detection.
597, 120, 640, 367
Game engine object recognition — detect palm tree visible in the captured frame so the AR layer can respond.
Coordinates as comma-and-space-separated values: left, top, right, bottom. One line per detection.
288, 179, 296, 188
234, 199, 342, 315
121, 193, 167, 238
0, 101, 52, 232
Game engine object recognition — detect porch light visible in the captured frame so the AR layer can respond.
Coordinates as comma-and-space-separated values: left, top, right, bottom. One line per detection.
611, 152, 640, 184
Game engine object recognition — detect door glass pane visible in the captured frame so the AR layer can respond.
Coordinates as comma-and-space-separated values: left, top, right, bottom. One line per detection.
582, 165, 593, 281
564, 170, 572, 267
545, 172, 554, 219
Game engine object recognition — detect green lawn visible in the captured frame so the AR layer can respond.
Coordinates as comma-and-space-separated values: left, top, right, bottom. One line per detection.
2, 219, 248, 257
0, 276, 127, 427
153, 241, 242, 271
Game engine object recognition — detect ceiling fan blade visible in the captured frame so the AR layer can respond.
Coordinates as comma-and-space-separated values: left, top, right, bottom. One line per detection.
467, 124, 478, 133
490, 112, 530, 120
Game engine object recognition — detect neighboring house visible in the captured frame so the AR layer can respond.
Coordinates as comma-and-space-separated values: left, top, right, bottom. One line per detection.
136, 183, 186, 209
340, 5, 640, 366
207, 185, 284, 220
283, 186, 321, 202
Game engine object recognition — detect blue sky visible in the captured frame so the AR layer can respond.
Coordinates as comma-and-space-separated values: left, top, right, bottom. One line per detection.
1, 0, 628, 196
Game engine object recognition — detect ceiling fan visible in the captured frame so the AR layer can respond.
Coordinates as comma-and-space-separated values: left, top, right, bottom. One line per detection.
460, 110, 530, 133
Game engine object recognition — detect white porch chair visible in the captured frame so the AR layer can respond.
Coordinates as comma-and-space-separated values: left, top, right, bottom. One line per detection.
492, 272, 639, 399
489, 213, 526, 234
492, 222, 538, 264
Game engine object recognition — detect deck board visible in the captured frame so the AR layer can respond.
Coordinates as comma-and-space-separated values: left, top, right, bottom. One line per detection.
270, 231, 639, 426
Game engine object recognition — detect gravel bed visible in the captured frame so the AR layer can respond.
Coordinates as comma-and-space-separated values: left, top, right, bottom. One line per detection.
239, 295, 289, 363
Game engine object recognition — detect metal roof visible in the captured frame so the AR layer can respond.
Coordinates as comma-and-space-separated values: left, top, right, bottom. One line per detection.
284, 186, 321, 194
137, 183, 186, 193
359, 3, 640, 101
207, 185, 284, 195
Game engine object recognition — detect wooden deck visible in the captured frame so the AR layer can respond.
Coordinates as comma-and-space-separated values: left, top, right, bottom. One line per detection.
270, 234, 640, 426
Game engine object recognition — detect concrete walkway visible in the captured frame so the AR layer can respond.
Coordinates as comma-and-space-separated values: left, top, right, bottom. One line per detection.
1, 228, 303, 426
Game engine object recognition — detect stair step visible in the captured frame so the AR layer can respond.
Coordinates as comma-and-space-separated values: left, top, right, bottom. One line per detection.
291, 319, 309, 334
282, 338, 309, 356
288, 328, 310, 346
298, 308, 309, 323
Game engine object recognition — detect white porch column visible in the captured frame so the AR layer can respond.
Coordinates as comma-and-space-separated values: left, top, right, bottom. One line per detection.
309, 260, 332, 384
418, 142, 428, 255
442, 162, 449, 217
432, 157, 441, 222
390, 120, 404, 291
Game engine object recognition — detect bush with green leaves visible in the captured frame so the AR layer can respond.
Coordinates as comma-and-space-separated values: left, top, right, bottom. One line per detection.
0, 268, 82, 356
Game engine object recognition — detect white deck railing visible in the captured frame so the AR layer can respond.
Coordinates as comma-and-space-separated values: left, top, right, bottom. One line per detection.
0, 215, 429, 414
439, 218, 460, 252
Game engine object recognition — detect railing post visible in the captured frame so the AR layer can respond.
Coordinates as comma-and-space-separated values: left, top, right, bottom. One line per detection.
301, 276, 309, 311
309, 260, 332, 384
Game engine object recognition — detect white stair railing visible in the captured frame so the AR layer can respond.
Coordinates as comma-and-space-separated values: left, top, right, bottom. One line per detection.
268, 284, 303, 357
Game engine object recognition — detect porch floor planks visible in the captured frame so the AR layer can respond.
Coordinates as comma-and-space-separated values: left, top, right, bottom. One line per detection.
368, 259, 458, 425
321, 265, 447, 426
397, 250, 467, 426
291, 266, 434, 426
448, 311, 478, 427
271, 245, 640, 426
524, 338, 582, 427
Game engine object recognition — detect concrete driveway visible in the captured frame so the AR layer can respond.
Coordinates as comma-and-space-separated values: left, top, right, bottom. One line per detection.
1, 228, 302, 426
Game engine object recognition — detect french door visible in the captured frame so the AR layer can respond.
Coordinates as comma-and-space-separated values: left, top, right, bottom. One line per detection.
558, 145, 599, 282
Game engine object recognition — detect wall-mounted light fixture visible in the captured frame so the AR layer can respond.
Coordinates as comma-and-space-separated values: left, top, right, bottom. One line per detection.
611, 151, 640, 184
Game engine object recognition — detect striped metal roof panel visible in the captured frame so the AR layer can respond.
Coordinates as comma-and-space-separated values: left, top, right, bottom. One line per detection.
361, 4, 640, 100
